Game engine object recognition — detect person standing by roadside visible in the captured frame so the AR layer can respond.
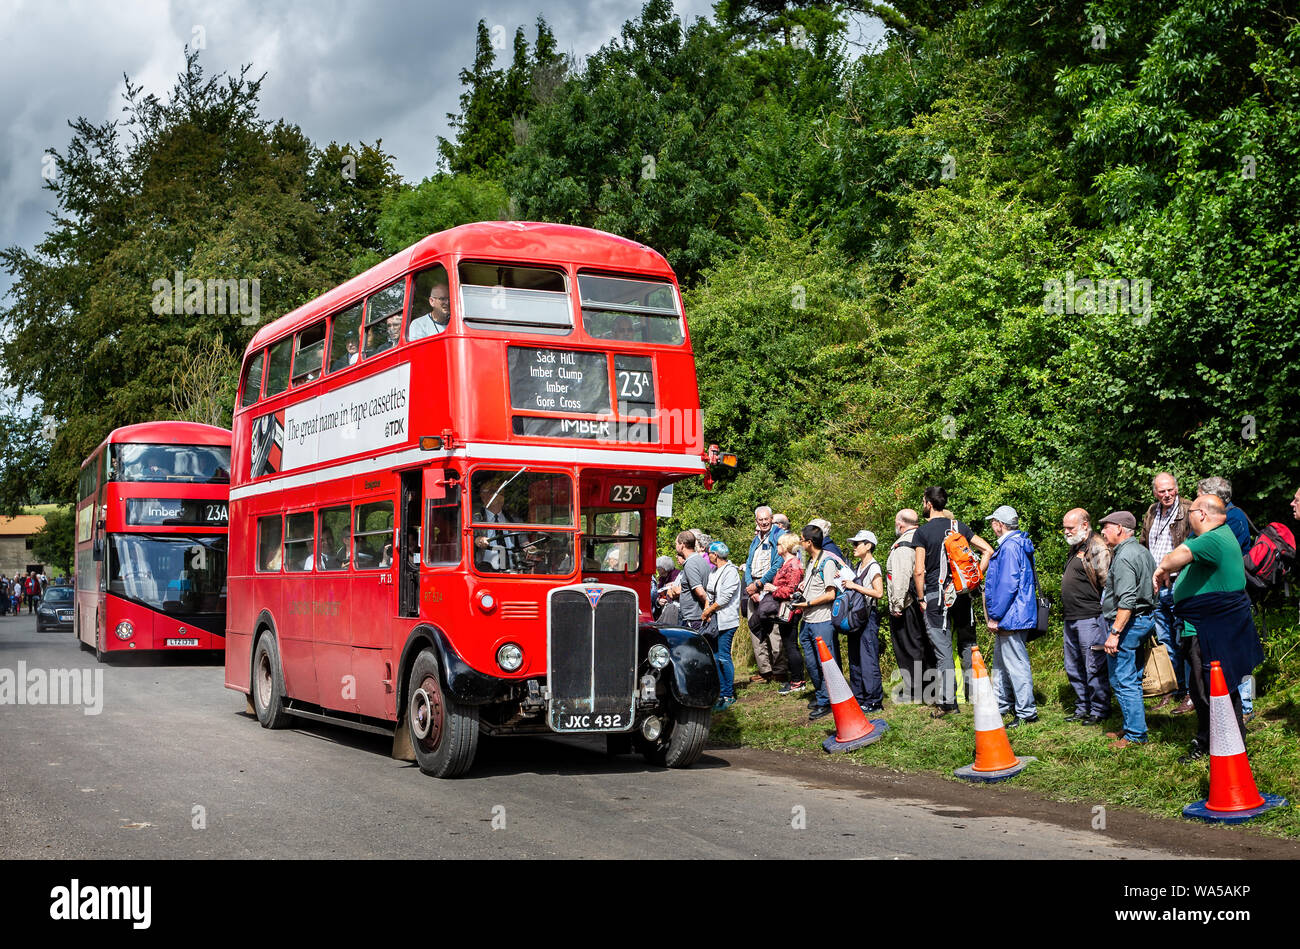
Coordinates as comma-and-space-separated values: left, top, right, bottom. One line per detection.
809, 518, 846, 563
1060, 508, 1112, 724
743, 506, 785, 683
1157, 494, 1264, 762
702, 542, 742, 712
982, 506, 1039, 727
1198, 477, 1255, 717
1099, 511, 1158, 749
1140, 472, 1192, 712
910, 486, 993, 716
887, 509, 930, 703
843, 530, 886, 712
796, 524, 846, 721
766, 532, 806, 695
666, 531, 710, 630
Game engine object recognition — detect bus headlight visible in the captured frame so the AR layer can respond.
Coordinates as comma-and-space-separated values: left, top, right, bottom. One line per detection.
496, 643, 523, 672
114, 621, 134, 641
641, 716, 663, 741
647, 644, 670, 670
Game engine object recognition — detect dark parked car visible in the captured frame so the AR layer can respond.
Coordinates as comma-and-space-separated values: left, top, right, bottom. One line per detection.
36, 586, 74, 632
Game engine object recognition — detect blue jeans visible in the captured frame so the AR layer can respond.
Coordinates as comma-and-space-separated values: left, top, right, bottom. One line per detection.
1105, 613, 1152, 742
799, 620, 838, 709
992, 629, 1037, 719
715, 627, 737, 699
1063, 616, 1111, 717
1152, 588, 1185, 695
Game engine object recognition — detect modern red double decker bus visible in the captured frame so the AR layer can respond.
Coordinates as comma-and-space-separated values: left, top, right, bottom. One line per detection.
226, 221, 721, 776
74, 421, 232, 659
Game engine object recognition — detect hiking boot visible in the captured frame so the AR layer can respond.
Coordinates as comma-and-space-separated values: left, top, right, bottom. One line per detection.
1006, 714, 1039, 728
1109, 737, 1142, 750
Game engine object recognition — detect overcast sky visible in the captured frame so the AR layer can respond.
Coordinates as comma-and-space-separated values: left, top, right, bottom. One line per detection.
0, 0, 885, 316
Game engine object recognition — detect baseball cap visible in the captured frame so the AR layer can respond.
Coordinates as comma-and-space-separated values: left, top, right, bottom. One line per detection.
848, 529, 878, 547
1099, 510, 1137, 531
984, 505, 1019, 527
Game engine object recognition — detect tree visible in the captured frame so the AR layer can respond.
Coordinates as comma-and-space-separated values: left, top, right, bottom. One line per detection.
31, 506, 74, 574
0, 50, 398, 502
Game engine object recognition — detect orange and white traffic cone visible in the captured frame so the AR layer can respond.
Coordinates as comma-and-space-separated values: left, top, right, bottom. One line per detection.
1182, 660, 1286, 823
814, 635, 888, 752
954, 645, 1035, 782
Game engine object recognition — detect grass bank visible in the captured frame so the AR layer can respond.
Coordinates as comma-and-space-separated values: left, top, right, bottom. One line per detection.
711, 606, 1300, 840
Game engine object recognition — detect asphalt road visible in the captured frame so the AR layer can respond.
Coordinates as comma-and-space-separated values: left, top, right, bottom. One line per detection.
1, 612, 1293, 860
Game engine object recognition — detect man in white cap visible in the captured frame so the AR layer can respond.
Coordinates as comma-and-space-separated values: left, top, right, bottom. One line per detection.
982, 505, 1039, 726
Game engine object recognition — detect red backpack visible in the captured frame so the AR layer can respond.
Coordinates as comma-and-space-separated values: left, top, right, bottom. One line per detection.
1244, 522, 1295, 601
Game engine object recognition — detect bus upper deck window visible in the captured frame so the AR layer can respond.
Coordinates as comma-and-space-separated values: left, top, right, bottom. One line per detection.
292, 322, 326, 386
363, 278, 407, 357
265, 337, 292, 396
240, 349, 265, 407
579, 273, 684, 344
327, 302, 363, 374
409, 265, 451, 339
459, 262, 571, 336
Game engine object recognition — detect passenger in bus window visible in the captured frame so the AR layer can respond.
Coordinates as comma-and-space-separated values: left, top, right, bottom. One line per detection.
612, 314, 642, 343
409, 283, 450, 339
331, 331, 360, 371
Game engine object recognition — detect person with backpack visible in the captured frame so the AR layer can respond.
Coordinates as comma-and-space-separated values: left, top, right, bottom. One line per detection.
743, 506, 786, 684
841, 530, 886, 712
982, 506, 1039, 727
1158, 494, 1264, 763
909, 486, 994, 717
795, 523, 847, 721
701, 542, 743, 712
887, 509, 931, 703
1060, 508, 1112, 724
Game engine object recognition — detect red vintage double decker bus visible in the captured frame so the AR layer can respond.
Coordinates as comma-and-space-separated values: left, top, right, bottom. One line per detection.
74, 421, 232, 659
225, 221, 722, 777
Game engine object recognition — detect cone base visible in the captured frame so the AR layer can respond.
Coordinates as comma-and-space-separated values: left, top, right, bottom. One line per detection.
954, 756, 1036, 783
823, 719, 889, 753
1182, 793, 1287, 824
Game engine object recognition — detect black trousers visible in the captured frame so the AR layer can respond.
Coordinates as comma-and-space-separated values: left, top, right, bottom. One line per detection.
888, 602, 931, 702
1184, 634, 1246, 750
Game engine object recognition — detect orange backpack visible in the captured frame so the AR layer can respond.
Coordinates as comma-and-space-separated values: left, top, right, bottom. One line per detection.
941, 526, 983, 595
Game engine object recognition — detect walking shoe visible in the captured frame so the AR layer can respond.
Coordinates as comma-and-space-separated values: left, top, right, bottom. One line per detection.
1109, 737, 1142, 750
718, 696, 737, 711
786, 679, 805, 692
1149, 693, 1176, 711
1006, 714, 1039, 728
930, 705, 956, 719
1177, 741, 1207, 764
1081, 715, 1105, 726
1064, 711, 1089, 722
808, 705, 832, 721
749, 673, 771, 683
1170, 697, 1195, 715
862, 703, 884, 713
777, 681, 796, 695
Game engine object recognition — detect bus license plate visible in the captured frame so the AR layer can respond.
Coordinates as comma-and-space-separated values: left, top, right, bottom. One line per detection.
166, 638, 199, 647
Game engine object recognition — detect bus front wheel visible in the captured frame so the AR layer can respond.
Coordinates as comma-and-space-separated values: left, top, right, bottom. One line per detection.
407, 649, 479, 778
639, 705, 711, 768
252, 632, 291, 729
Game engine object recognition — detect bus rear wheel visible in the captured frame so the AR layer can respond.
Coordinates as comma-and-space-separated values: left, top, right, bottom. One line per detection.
407, 649, 479, 778
252, 632, 291, 729
639, 705, 711, 768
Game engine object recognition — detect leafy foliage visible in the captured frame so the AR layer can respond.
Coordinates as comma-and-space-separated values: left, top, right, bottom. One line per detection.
31, 505, 74, 574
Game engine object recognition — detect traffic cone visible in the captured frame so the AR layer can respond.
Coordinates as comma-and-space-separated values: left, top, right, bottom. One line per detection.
1182, 661, 1286, 823
954, 645, 1035, 782
814, 636, 888, 753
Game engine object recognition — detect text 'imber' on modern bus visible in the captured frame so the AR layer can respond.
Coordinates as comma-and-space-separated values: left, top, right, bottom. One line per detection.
75, 421, 232, 659
226, 221, 726, 777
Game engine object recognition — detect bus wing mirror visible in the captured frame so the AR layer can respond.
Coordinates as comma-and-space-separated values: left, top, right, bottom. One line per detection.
92, 538, 103, 562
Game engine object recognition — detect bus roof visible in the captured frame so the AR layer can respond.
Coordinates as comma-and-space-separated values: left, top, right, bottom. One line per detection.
82, 421, 233, 468
247, 221, 675, 355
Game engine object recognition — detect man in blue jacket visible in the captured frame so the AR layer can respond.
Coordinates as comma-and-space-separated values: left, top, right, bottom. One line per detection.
983, 505, 1039, 726
743, 506, 785, 682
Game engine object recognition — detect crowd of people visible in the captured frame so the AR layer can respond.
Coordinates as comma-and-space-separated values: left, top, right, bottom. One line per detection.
0, 569, 49, 616
653, 475, 1299, 762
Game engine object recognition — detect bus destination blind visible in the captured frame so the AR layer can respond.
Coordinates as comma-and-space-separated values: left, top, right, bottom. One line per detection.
126, 498, 230, 526
508, 347, 611, 414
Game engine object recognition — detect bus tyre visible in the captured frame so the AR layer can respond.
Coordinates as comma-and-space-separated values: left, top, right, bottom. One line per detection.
407, 649, 479, 778
252, 632, 292, 729
639, 705, 711, 768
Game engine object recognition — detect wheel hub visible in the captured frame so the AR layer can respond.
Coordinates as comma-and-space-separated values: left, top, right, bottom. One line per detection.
410, 676, 444, 746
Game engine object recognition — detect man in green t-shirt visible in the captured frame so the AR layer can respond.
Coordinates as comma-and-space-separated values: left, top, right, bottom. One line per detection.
1154, 494, 1258, 762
